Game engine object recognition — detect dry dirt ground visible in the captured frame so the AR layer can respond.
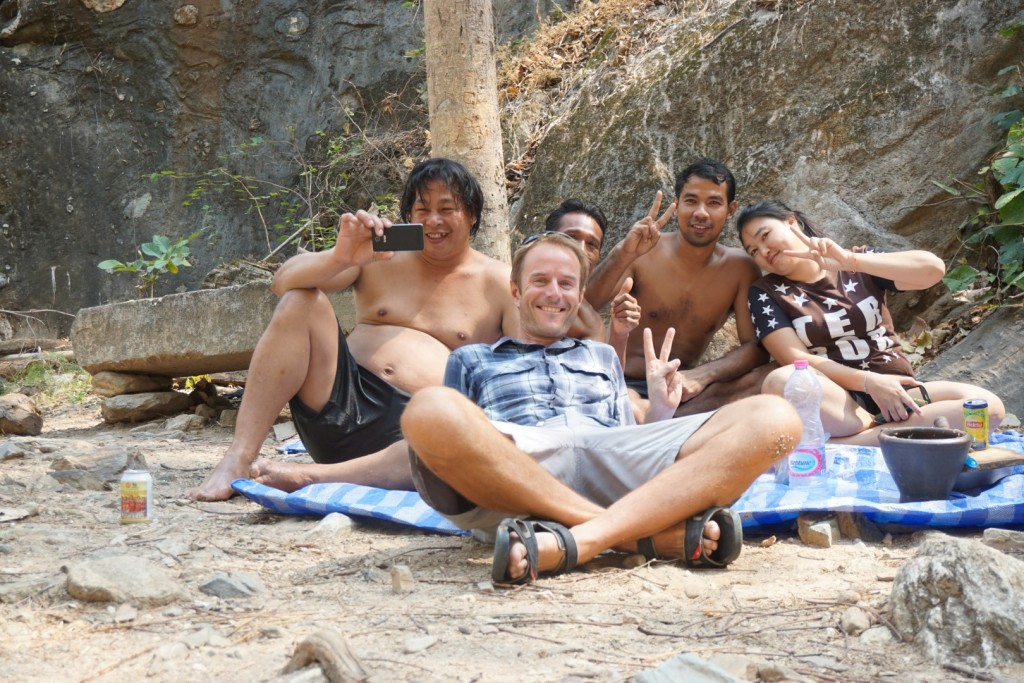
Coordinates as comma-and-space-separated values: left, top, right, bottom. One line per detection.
2, 394, 1023, 683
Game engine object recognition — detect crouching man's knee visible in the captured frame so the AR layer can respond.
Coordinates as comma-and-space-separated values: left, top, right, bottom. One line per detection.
401, 386, 468, 460
746, 394, 803, 451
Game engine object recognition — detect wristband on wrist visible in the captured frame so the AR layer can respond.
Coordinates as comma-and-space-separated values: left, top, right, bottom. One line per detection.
851, 253, 860, 272
862, 372, 869, 393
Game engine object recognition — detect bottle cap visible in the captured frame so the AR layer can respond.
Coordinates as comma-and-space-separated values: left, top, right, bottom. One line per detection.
793, 359, 809, 369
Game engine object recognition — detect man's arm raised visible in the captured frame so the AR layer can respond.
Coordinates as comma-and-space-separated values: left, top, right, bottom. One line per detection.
584, 191, 675, 309
272, 210, 393, 296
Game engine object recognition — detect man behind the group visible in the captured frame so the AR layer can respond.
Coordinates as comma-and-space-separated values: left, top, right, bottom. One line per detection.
586, 158, 771, 419
400, 232, 801, 583
189, 158, 518, 501
546, 199, 640, 361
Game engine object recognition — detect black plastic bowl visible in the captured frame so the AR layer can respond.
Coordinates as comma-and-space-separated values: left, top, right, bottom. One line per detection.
878, 426, 972, 503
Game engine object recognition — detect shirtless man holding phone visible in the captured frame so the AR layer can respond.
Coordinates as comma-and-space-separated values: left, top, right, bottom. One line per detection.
189, 158, 518, 501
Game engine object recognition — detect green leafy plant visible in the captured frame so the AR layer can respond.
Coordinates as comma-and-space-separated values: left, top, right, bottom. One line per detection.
937, 26, 1024, 304
2, 355, 92, 407
98, 232, 200, 298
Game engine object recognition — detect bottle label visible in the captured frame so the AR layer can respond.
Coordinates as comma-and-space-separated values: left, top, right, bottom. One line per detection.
789, 446, 825, 478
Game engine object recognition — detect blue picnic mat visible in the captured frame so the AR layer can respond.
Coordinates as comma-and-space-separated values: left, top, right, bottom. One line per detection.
243, 431, 1024, 533
231, 478, 469, 535
734, 430, 1024, 529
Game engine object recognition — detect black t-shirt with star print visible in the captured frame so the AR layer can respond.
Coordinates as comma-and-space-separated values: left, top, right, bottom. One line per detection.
748, 247, 915, 378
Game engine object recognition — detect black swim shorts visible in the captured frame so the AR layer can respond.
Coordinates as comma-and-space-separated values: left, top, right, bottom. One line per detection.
288, 325, 410, 464
624, 374, 649, 399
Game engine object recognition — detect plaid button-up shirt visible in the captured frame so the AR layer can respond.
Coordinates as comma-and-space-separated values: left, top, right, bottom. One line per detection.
443, 337, 634, 428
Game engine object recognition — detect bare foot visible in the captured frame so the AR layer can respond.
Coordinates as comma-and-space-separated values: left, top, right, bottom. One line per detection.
633, 520, 721, 561
250, 458, 316, 492
188, 454, 251, 501
505, 530, 568, 582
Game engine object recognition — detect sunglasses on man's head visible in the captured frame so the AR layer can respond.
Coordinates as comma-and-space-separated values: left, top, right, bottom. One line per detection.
519, 230, 578, 248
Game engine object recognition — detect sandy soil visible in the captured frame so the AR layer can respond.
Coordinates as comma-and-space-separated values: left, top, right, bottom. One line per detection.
1, 393, 1021, 683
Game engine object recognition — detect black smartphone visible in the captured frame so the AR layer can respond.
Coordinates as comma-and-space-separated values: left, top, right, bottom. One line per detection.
372, 223, 424, 252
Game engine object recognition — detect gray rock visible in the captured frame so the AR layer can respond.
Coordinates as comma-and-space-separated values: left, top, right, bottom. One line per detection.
91, 371, 173, 398
0, 442, 29, 461
860, 625, 896, 646
891, 536, 1024, 666
305, 512, 355, 540
218, 409, 239, 428
198, 571, 265, 599
634, 652, 746, 683
164, 413, 207, 432
402, 635, 437, 654
49, 448, 129, 483
390, 564, 415, 594
47, 469, 108, 491
797, 513, 838, 548
73, 284, 355, 378
0, 393, 42, 436
66, 556, 185, 606
0, 575, 64, 603
839, 606, 871, 636
981, 527, 1024, 552
101, 391, 191, 424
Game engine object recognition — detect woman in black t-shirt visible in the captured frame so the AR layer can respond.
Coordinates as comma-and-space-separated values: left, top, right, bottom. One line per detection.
736, 199, 1004, 446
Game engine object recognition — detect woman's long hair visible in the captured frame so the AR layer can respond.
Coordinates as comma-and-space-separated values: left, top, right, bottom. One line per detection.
735, 200, 824, 241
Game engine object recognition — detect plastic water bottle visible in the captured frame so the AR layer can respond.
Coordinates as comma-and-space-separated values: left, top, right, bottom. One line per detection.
781, 359, 827, 488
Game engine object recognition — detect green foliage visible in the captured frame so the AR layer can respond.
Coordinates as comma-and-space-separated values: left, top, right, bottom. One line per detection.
98, 232, 200, 298
1, 356, 92, 407
152, 130, 363, 256
938, 31, 1024, 303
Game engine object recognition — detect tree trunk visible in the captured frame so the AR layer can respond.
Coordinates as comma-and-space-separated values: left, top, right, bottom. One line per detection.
423, 0, 510, 263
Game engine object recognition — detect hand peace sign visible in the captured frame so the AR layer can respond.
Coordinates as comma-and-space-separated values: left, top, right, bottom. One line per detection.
782, 221, 856, 273
621, 191, 676, 258
643, 326, 683, 414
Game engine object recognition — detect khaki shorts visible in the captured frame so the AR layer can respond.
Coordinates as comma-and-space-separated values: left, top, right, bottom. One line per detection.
410, 411, 715, 537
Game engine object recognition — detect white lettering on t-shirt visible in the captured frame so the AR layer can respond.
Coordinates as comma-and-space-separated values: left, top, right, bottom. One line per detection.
856, 296, 883, 330
835, 335, 870, 360
823, 309, 854, 338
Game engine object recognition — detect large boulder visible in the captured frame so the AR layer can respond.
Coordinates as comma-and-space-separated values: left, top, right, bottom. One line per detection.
891, 536, 1024, 667
71, 282, 356, 377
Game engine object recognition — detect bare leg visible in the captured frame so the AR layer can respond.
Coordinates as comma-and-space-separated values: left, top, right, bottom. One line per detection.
673, 363, 777, 417
402, 389, 801, 577
763, 366, 1007, 446
251, 440, 415, 492
189, 289, 341, 501
829, 380, 1005, 447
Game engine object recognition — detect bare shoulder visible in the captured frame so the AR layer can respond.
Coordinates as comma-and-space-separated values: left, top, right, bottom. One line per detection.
471, 248, 513, 285
717, 245, 761, 277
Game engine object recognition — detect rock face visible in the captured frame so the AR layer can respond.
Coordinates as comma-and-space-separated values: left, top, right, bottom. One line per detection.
512, 1, 1024, 257
917, 305, 1024, 415
0, 1, 568, 336
890, 536, 1024, 667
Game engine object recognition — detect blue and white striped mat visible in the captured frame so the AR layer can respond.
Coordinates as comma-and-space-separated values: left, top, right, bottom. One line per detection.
231, 478, 469, 535
734, 430, 1024, 529
237, 431, 1024, 533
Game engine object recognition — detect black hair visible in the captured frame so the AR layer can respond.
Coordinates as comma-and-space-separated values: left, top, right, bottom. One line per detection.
735, 200, 825, 242
399, 158, 484, 236
544, 199, 609, 242
673, 158, 737, 203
